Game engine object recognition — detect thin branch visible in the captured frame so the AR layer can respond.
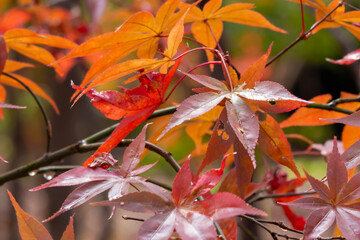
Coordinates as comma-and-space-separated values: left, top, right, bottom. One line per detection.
344, 2, 360, 11
164, 61, 222, 102
146, 179, 172, 191
0, 106, 178, 185
266, 0, 344, 67
248, 191, 316, 204
305, 102, 354, 115
122, 215, 145, 222
257, 219, 303, 234
237, 220, 258, 240
328, 96, 360, 107
141, 140, 180, 172
240, 215, 346, 240
0, 139, 180, 185
2, 72, 52, 153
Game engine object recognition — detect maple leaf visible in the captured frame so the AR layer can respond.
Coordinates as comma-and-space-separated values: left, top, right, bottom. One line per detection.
258, 112, 300, 177
179, 0, 286, 64
62, 0, 193, 103
288, 0, 360, 40
326, 48, 360, 65
0, 8, 31, 33
158, 45, 307, 181
280, 92, 360, 128
282, 138, 360, 240
30, 125, 161, 221
93, 155, 266, 240
79, 58, 181, 166
8, 190, 75, 240
322, 109, 360, 127
0, 35, 59, 117
3, 28, 78, 75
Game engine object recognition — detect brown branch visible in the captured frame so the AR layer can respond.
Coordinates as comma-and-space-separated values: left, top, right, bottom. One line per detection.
0, 106, 177, 185
2, 72, 52, 153
266, 1, 344, 67
248, 191, 317, 204
0, 139, 179, 185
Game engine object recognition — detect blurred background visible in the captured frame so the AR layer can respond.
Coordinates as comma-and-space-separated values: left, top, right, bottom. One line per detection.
0, 0, 359, 239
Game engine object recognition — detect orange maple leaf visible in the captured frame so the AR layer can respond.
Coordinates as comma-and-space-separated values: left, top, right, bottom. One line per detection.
288, 0, 360, 40
179, 0, 286, 64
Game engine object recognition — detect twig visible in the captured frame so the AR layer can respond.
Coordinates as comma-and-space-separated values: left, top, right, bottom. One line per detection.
2, 72, 52, 153
146, 179, 172, 191
237, 220, 258, 240
305, 102, 354, 115
0, 106, 177, 185
344, 2, 360, 11
257, 219, 303, 234
248, 191, 316, 204
0, 139, 179, 185
328, 96, 360, 107
239, 215, 346, 240
266, 1, 344, 67
122, 215, 145, 222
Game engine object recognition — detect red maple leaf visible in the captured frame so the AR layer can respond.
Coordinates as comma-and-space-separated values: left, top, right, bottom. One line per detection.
30, 125, 162, 221
157, 45, 307, 196
93, 155, 266, 240
77, 58, 182, 166
282, 138, 360, 240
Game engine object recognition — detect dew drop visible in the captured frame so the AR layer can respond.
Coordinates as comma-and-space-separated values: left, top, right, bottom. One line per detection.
43, 171, 56, 181
28, 170, 38, 176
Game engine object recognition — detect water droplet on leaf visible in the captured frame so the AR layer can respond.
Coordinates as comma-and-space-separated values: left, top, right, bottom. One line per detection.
28, 170, 38, 176
43, 171, 55, 180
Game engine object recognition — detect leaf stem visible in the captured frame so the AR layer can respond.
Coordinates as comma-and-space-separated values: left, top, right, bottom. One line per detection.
204, 20, 225, 56
248, 191, 316, 204
172, 47, 216, 61
300, 0, 306, 35
164, 61, 221, 102
2, 72, 52, 153
266, 0, 344, 67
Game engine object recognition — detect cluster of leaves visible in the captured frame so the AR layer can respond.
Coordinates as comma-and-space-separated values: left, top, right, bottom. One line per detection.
2, 0, 360, 239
